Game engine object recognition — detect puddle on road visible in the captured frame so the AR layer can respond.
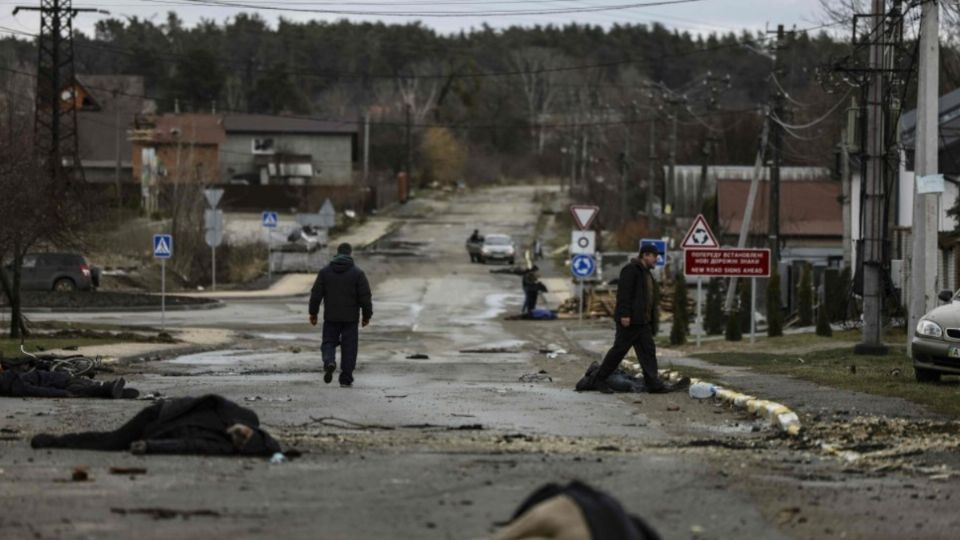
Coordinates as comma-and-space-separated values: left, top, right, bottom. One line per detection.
450, 293, 520, 325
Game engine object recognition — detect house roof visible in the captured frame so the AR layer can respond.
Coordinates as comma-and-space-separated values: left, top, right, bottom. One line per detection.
151, 114, 225, 145
717, 178, 842, 238
900, 87, 960, 149
223, 113, 358, 135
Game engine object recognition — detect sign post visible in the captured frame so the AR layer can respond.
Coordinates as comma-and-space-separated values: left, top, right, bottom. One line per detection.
681, 215, 770, 345
261, 211, 278, 282
571, 254, 596, 324
204, 189, 224, 291
153, 234, 173, 331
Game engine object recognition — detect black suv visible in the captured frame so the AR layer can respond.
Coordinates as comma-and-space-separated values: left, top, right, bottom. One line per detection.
18, 253, 101, 292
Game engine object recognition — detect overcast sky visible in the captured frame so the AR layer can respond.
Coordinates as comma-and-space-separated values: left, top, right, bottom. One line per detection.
0, 0, 830, 39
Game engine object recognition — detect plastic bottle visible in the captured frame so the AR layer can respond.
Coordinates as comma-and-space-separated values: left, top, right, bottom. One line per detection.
688, 382, 716, 399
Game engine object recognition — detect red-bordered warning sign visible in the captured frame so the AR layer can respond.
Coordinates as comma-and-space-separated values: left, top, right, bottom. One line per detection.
684, 248, 771, 278
680, 214, 719, 249
570, 205, 599, 230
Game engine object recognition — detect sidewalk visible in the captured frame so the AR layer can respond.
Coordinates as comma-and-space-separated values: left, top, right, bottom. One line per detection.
177, 218, 399, 300
561, 321, 940, 421
43, 327, 235, 364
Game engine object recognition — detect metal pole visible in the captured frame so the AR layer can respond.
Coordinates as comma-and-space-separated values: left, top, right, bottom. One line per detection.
363, 110, 370, 182
750, 277, 756, 343
266, 228, 272, 283
161, 259, 166, 332
212, 246, 216, 291
578, 279, 584, 324
696, 277, 702, 347
908, 0, 940, 357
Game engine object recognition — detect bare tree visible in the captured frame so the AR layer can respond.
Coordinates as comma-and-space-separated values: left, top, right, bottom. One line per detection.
510, 47, 569, 155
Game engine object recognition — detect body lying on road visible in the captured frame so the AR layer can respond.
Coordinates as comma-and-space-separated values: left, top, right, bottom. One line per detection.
31, 394, 282, 457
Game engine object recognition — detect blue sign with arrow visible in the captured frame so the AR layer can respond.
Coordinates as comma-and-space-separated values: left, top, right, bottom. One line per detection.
571, 254, 596, 279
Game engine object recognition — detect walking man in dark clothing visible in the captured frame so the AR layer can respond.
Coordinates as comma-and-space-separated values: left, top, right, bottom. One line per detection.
521, 265, 543, 314
309, 242, 373, 387
592, 244, 667, 393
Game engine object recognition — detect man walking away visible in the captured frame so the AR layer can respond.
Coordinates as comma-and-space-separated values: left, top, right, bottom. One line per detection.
309, 243, 372, 387
591, 244, 667, 394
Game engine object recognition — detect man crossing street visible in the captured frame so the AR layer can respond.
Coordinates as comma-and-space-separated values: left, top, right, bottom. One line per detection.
309, 242, 373, 387
591, 243, 667, 394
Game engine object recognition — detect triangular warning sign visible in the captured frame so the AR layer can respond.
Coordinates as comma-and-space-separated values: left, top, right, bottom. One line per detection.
570, 205, 599, 230
154, 238, 171, 256
680, 214, 719, 249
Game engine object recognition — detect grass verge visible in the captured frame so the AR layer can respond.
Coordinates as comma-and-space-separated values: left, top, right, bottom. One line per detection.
693, 342, 960, 417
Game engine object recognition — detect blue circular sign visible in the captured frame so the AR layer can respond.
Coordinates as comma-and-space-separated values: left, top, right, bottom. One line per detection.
571, 254, 596, 278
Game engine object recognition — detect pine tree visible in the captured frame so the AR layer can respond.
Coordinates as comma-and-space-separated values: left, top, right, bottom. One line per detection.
767, 269, 784, 337
670, 275, 689, 345
797, 263, 813, 326
704, 278, 725, 335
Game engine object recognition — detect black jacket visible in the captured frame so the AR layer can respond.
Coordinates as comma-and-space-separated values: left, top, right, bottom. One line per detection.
309, 255, 373, 322
614, 258, 658, 327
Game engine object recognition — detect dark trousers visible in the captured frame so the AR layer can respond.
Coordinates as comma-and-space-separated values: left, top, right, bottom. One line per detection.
596, 323, 660, 386
522, 287, 538, 314
322, 321, 359, 385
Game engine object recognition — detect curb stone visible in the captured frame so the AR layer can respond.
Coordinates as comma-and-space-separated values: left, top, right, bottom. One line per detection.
620, 361, 802, 436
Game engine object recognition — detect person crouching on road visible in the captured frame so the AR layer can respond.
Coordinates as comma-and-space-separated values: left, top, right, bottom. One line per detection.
308, 242, 373, 388
591, 244, 667, 394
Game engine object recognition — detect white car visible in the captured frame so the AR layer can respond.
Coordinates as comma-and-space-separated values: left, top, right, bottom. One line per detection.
478, 234, 516, 265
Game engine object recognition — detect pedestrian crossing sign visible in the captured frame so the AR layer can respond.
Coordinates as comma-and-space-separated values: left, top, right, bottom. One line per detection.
261, 211, 279, 228
153, 234, 173, 259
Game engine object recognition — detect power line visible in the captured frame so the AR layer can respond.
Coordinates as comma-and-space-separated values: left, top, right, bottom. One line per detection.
166, 0, 710, 17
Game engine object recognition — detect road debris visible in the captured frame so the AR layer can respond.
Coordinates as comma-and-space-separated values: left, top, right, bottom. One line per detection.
406, 353, 430, 359
111, 507, 221, 520
71, 467, 90, 482
109, 466, 147, 475
519, 370, 552, 383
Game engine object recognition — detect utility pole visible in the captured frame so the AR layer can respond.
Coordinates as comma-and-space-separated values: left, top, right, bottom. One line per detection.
666, 100, 680, 217
769, 25, 786, 268
14, 1, 99, 185
404, 102, 412, 180
363, 109, 370, 183
908, 0, 940, 356
856, 0, 890, 355
619, 113, 630, 224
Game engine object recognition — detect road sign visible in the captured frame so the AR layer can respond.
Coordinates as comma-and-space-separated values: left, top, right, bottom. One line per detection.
203, 188, 224, 208
570, 205, 599, 230
570, 230, 596, 255
318, 199, 337, 228
680, 214, 719, 249
205, 228, 223, 248
640, 238, 667, 268
153, 234, 173, 259
684, 248, 771, 278
261, 211, 278, 228
571, 254, 596, 278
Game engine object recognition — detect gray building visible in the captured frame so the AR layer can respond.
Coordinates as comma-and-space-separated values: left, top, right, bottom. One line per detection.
220, 114, 358, 186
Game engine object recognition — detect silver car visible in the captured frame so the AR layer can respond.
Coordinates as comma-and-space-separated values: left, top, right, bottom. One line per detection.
478, 234, 516, 265
912, 289, 960, 382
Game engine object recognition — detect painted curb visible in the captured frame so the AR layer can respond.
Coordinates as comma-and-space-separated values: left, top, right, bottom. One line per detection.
621, 361, 802, 436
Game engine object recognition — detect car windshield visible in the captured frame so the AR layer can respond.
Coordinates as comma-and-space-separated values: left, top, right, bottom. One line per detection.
485, 236, 511, 245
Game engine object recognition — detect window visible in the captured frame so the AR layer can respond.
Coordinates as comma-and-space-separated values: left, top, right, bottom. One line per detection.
252, 138, 275, 155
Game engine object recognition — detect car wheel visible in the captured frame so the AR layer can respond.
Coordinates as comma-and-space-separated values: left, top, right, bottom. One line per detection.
508, 258, 515, 265
53, 278, 76, 292
478, 256, 485, 264
915, 367, 941, 383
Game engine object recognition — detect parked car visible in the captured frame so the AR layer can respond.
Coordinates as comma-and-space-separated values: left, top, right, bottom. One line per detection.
477, 234, 516, 265
912, 289, 960, 382
14, 253, 100, 292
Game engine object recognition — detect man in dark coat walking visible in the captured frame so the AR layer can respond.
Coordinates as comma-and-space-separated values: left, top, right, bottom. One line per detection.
592, 243, 667, 393
309, 242, 373, 387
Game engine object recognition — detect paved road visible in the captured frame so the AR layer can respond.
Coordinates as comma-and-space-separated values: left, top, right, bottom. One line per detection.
3, 186, 958, 539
